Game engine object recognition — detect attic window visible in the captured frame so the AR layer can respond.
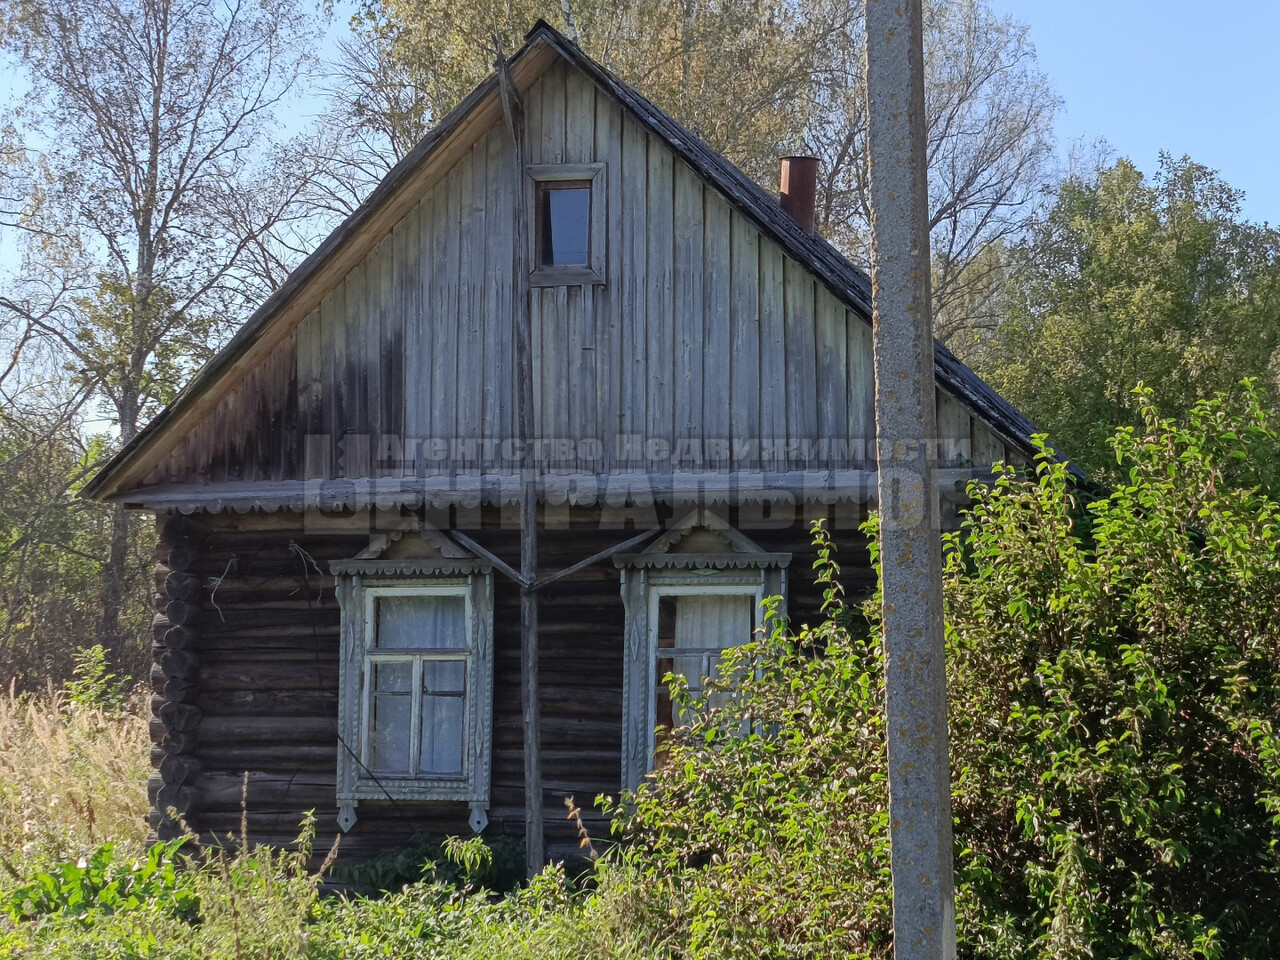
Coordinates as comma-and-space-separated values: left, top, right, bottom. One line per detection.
539, 181, 591, 266
527, 163, 605, 285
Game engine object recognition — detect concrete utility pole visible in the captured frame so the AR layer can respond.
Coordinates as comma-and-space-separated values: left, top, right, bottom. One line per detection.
864, 1, 957, 957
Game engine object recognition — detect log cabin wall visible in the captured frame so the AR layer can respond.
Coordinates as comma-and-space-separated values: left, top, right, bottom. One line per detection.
157, 503, 871, 863
136, 59, 1019, 492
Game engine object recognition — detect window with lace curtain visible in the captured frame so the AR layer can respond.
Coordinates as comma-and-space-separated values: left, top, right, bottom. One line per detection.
332, 541, 493, 834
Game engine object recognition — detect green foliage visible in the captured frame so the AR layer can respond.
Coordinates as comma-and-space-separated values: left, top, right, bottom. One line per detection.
948, 387, 1280, 958
5, 838, 196, 923
977, 154, 1280, 475
604, 519, 894, 959
328, 833, 525, 895
61, 645, 129, 712
0, 415, 152, 687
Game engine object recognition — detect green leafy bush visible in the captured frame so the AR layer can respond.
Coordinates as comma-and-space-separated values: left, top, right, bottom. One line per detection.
605, 522, 894, 959
5, 837, 196, 922
950, 388, 1280, 959
609, 386, 1280, 959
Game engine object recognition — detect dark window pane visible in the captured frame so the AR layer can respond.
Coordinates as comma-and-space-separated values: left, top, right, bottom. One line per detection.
540, 185, 590, 265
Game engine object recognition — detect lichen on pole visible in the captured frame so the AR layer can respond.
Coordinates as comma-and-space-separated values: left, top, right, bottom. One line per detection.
864, 0, 957, 957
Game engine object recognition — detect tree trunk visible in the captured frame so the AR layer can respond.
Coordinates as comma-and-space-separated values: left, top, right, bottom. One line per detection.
99, 386, 141, 670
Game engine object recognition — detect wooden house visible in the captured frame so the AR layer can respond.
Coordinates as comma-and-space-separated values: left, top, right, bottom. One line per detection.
84, 22, 1043, 869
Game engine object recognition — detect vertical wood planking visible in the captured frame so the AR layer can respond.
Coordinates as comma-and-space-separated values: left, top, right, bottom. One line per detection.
814, 288, 848, 466
380, 232, 395, 459
131, 82, 1046, 491
702, 192, 732, 452
540, 70, 568, 446
645, 138, 674, 468
526, 78, 546, 440
434, 173, 462, 461
548, 285, 569, 447
564, 67, 594, 163
971, 419, 1004, 473
673, 163, 704, 449
565, 70, 597, 470
413, 188, 439, 461
539, 65, 565, 165
729, 212, 760, 464
297, 307, 322, 477
319, 288, 342, 475
758, 241, 787, 470
936, 392, 972, 467
456, 140, 484, 470
619, 115, 648, 468
399, 203, 421, 475
340, 262, 367, 476
783, 260, 818, 465
847, 312, 874, 468
595, 93, 624, 473
364, 236, 385, 474
278, 331, 299, 480
482, 128, 509, 465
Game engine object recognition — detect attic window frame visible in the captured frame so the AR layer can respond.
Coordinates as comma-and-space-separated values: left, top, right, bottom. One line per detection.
527, 163, 606, 286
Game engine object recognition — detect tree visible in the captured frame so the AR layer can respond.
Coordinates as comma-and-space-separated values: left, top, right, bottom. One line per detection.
304, 0, 832, 210
0, 0, 319, 668
811, 0, 1057, 343
321, 0, 1055, 338
977, 154, 1280, 474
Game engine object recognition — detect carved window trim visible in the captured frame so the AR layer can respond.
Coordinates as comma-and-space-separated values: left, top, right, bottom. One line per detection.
616, 510, 788, 792
333, 540, 493, 833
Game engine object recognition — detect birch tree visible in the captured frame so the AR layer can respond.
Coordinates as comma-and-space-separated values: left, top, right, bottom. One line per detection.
0, 0, 318, 666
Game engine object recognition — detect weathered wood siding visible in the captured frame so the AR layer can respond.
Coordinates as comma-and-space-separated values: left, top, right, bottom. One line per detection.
151, 505, 871, 862
139, 60, 1015, 490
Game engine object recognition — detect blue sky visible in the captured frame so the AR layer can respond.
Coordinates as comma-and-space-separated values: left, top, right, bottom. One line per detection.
991, 0, 1280, 226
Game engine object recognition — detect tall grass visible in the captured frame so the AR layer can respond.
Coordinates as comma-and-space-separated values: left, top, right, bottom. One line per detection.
0, 684, 149, 875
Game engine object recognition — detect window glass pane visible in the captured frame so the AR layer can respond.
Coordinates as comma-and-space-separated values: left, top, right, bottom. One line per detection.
377, 595, 466, 649
674, 595, 753, 650
371, 692, 411, 774
373, 660, 412, 691
420, 695, 465, 775
540, 186, 590, 266
423, 659, 466, 695
656, 594, 755, 727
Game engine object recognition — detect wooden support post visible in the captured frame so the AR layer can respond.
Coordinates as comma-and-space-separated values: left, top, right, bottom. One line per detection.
497, 49, 544, 876
865, 1, 957, 957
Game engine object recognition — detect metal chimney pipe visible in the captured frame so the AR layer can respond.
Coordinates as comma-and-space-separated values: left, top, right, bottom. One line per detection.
779, 155, 820, 234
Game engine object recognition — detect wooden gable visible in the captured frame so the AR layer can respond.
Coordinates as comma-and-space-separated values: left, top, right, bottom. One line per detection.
92, 31, 1027, 510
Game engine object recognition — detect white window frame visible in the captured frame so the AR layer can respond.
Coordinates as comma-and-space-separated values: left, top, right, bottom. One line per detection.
526, 162, 606, 286
334, 563, 493, 833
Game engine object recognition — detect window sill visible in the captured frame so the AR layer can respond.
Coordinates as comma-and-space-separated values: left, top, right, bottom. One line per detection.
530, 265, 605, 287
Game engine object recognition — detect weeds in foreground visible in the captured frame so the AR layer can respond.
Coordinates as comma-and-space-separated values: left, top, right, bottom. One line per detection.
0, 683, 149, 876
